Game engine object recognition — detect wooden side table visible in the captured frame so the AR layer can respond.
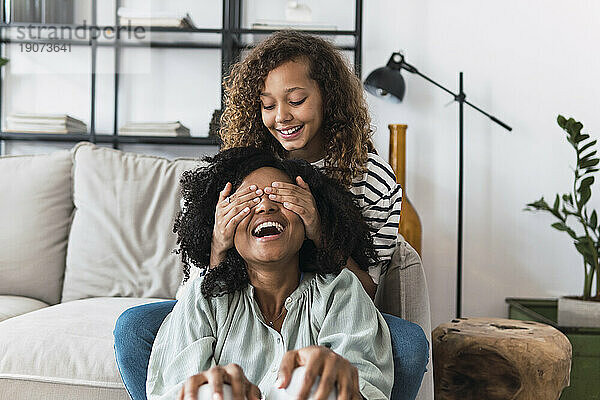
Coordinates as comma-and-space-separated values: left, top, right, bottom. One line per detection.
433, 317, 572, 400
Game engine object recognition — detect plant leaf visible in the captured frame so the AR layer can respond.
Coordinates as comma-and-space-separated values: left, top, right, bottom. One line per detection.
565, 118, 575, 132
580, 151, 597, 161
553, 194, 560, 212
580, 186, 592, 206
591, 210, 598, 230
574, 241, 596, 266
552, 222, 577, 239
580, 140, 597, 153
567, 119, 584, 136
581, 159, 599, 169
579, 176, 595, 189
557, 115, 567, 129
552, 222, 569, 231
525, 198, 550, 211
575, 237, 596, 267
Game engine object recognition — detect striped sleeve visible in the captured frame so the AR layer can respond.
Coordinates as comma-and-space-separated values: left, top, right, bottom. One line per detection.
351, 154, 402, 284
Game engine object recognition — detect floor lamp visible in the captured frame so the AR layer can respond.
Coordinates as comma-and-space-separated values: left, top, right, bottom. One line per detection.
364, 52, 512, 318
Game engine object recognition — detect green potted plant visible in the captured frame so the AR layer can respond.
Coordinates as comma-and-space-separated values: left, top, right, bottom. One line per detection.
507, 116, 600, 400
525, 115, 600, 327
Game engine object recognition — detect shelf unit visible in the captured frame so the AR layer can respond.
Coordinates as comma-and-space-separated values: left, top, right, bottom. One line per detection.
0, 0, 364, 155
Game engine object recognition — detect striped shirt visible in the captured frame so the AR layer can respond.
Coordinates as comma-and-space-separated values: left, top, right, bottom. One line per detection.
148, 269, 393, 400
312, 153, 402, 284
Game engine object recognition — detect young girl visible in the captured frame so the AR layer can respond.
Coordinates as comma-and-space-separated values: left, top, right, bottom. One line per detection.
114, 30, 427, 400
215, 30, 401, 298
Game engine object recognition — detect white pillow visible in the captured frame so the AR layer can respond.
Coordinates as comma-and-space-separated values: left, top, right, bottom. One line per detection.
0, 150, 73, 305
61, 142, 201, 302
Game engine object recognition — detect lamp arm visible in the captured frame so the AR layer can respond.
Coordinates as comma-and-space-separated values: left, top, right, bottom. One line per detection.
400, 59, 513, 132
463, 100, 513, 132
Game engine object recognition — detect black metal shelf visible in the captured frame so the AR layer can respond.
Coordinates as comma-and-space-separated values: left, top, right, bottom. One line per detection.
0, 23, 358, 36
0, 38, 223, 49
232, 28, 357, 35
1, 33, 357, 50
0, 22, 224, 34
96, 134, 220, 145
0, 132, 90, 143
0, 0, 363, 154
0, 131, 220, 145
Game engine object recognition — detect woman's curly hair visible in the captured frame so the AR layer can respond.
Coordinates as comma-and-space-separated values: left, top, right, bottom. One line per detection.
173, 147, 378, 298
219, 30, 376, 187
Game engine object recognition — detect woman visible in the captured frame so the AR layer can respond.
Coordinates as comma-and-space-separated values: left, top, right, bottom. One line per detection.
147, 147, 392, 399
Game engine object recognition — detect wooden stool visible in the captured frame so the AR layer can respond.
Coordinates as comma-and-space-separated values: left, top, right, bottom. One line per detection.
433, 317, 572, 400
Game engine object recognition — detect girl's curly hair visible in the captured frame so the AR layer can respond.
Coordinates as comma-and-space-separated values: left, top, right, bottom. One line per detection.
173, 147, 378, 298
219, 30, 376, 187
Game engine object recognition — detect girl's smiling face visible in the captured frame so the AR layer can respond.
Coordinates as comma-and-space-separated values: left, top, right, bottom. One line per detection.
260, 60, 325, 162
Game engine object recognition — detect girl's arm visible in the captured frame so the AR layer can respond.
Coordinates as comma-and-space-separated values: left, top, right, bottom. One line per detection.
345, 257, 377, 299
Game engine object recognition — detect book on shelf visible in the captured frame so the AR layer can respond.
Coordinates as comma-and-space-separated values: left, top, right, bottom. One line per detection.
251, 21, 337, 31
249, 21, 338, 44
117, 8, 196, 29
6, 113, 87, 134
118, 121, 190, 137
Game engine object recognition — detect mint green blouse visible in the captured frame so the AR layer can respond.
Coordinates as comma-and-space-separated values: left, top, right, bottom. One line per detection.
147, 269, 393, 400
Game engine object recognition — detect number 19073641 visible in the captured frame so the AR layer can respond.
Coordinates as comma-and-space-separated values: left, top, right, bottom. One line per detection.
19, 43, 72, 53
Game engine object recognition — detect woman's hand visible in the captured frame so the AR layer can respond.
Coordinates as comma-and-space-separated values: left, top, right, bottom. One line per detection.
177, 364, 261, 400
265, 176, 322, 245
210, 182, 262, 267
277, 345, 362, 400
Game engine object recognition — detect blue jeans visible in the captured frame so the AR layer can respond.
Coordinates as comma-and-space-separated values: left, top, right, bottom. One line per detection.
114, 301, 428, 400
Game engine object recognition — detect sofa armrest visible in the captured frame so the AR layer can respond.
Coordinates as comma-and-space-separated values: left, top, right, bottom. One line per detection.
375, 240, 430, 326
374, 239, 433, 400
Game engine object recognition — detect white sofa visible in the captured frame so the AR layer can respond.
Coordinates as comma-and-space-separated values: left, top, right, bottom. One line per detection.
0, 142, 433, 400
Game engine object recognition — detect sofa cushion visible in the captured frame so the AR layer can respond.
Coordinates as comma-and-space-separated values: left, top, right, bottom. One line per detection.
62, 143, 200, 302
0, 297, 162, 400
0, 295, 49, 322
0, 150, 73, 305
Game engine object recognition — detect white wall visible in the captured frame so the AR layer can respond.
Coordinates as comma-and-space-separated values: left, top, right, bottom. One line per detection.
3, 0, 600, 328
364, 0, 600, 327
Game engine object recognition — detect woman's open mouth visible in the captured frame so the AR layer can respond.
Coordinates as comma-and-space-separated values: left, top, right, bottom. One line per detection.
276, 124, 304, 140
252, 221, 285, 241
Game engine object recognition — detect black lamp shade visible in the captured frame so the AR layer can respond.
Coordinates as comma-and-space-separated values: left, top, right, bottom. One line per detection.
364, 66, 406, 103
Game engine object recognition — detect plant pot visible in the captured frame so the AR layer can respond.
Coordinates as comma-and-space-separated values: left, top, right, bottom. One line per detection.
506, 298, 600, 400
558, 296, 600, 328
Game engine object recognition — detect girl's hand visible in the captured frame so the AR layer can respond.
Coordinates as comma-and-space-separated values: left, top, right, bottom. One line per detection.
264, 176, 322, 245
276, 345, 362, 400
211, 182, 262, 267
177, 364, 261, 400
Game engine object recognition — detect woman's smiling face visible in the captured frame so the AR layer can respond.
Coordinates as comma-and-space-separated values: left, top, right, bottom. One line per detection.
233, 167, 306, 266
260, 60, 325, 162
